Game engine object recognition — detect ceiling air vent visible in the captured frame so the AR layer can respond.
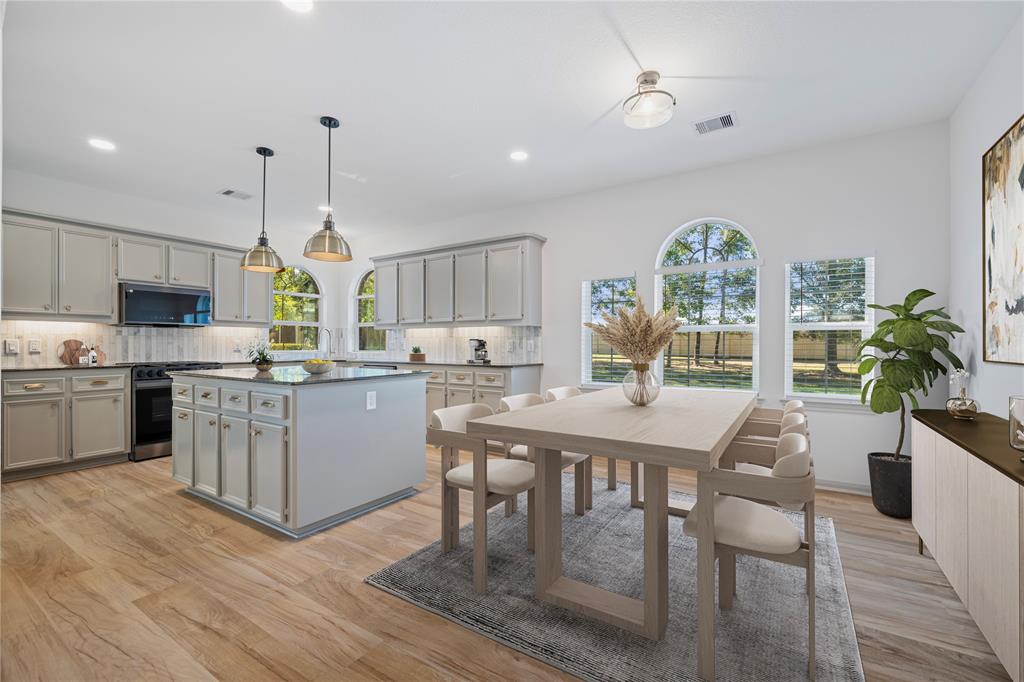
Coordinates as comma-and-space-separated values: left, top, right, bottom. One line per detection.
217, 188, 252, 200
693, 112, 736, 135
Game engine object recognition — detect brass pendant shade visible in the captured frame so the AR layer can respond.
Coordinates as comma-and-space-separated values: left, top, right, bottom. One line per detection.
241, 147, 285, 273
304, 116, 353, 263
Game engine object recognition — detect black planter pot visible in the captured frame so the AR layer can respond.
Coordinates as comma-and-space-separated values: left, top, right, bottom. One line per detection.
867, 452, 912, 518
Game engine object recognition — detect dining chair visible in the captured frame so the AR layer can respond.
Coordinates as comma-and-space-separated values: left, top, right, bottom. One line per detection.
427, 404, 536, 570
545, 385, 618, 491
683, 432, 817, 678
501, 392, 592, 515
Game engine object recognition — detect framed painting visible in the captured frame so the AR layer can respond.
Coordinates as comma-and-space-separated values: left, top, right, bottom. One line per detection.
983, 112, 1024, 365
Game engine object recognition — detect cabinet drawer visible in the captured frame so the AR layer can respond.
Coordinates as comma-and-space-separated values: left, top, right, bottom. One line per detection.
220, 388, 249, 412
71, 374, 125, 393
251, 392, 287, 420
474, 371, 504, 388
172, 383, 193, 403
3, 377, 65, 396
446, 370, 474, 385
425, 370, 445, 384
194, 385, 219, 407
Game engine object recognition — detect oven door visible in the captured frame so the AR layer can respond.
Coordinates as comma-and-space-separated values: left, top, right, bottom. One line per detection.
132, 379, 174, 460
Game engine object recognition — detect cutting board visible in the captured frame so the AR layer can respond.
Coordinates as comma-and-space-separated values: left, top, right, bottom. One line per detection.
58, 340, 108, 367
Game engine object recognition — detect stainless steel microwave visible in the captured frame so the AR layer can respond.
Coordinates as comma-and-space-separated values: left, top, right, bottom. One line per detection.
119, 283, 212, 327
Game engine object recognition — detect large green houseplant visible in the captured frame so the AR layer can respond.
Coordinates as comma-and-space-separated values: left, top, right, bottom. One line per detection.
856, 288, 964, 517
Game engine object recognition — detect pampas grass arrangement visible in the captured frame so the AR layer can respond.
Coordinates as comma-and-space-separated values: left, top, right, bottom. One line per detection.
585, 296, 681, 405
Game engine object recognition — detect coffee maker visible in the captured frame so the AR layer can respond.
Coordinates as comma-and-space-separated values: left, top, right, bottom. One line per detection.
468, 339, 490, 364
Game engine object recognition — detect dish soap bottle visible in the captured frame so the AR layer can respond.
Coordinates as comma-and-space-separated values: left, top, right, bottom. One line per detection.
88, 346, 98, 367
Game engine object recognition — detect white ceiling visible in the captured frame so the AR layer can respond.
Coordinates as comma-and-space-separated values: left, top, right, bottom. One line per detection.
3, 1, 1020, 239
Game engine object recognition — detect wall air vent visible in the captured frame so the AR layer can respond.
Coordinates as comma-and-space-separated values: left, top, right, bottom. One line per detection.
693, 112, 736, 135
217, 188, 252, 200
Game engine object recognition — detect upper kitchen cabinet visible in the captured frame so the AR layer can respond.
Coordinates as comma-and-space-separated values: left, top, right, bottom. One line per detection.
424, 253, 454, 323
168, 244, 212, 288
59, 227, 113, 317
2, 219, 58, 315
213, 252, 271, 326
243, 270, 272, 325
117, 236, 166, 283
374, 261, 399, 325
486, 243, 523, 322
398, 258, 425, 324
454, 248, 487, 322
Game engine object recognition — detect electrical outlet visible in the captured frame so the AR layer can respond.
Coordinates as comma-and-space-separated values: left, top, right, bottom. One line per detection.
28, 339, 41, 354
366, 391, 377, 410
4, 339, 19, 355
526, 340, 535, 352
506, 340, 514, 353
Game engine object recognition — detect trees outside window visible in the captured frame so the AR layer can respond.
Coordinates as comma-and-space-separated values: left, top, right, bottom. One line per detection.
270, 266, 320, 351
581, 276, 637, 384
354, 270, 387, 351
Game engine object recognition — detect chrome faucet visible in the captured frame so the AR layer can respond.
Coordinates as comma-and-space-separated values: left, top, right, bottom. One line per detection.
318, 328, 334, 358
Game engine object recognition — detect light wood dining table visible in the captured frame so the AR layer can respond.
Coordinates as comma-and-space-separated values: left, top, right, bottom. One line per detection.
465, 387, 756, 681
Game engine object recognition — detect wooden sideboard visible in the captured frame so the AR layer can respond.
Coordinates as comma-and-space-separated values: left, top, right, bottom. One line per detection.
912, 409, 1023, 682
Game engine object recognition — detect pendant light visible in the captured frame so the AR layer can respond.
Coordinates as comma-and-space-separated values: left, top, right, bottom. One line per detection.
304, 116, 353, 262
623, 70, 676, 130
241, 147, 285, 273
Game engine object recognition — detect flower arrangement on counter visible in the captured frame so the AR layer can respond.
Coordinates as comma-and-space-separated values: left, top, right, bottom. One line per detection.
246, 339, 274, 371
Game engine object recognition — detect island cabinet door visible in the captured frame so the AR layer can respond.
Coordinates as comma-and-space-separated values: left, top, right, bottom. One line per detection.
193, 410, 220, 496
250, 422, 287, 524
171, 407, 194, 485
219, 415, 250, 508
426, 384, 446, 426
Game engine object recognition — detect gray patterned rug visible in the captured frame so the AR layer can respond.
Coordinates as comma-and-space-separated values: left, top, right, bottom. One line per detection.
366, 475, 864, 681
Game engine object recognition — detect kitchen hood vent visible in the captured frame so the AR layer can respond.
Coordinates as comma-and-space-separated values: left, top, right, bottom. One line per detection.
217, 188, 252, 200
693, 112, 736, 135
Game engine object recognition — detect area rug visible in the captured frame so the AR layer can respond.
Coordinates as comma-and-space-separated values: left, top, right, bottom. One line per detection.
366, 476, 864, 681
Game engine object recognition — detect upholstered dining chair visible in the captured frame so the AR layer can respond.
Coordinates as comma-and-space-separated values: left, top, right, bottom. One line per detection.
683, 432, 817, 678
500, 393, 592, 515
545, 385, 618, 491
427, 404, 536, 588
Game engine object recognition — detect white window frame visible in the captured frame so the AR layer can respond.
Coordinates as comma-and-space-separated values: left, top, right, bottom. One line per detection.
653, 217, 761, 393
350, 269, 388, 355
270, 266, 322, 356
784, 255, 876, 401
581, 274, 637, 388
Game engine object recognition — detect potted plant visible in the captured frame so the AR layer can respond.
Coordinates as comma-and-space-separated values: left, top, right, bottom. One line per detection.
247, 339, 274, 372
409, 346, 426, 362
856, 289, 964, 518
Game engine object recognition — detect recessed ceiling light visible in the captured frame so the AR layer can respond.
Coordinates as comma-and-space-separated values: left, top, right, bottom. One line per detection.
509, 150, 529, 162
88, 138, 116, 151
281, 0, 313, 12
318, 205, 332, 212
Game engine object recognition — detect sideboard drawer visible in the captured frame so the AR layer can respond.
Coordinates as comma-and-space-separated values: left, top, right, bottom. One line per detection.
71, 374, 126, 393
474, 371, 504, 388
194, 385, 219, 407
446, 370, 473, 386
425, 370, 445, 384
250, 392, 287, 420
2, 377, 65, 396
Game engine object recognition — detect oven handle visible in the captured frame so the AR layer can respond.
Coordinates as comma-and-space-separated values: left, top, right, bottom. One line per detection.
134, 379, 172, 389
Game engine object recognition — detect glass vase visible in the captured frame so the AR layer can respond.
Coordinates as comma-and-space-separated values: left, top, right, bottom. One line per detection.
623, 363, 661, 406
1010, 396, 1024, 453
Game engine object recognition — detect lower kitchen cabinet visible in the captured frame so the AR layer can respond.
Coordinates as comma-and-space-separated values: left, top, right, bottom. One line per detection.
220, 415, 250, 508
171, 407, 194, 484
474, 387, 504, 412
70, 393, 126, 459
446, 386, 474, 407
251, 422, 287, 523
425, 384, 446, 426
194, 410, 220, 496
2, 397, 66, 470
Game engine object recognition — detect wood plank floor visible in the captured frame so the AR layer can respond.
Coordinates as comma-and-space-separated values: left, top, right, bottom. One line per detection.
1, 449, 1009, 681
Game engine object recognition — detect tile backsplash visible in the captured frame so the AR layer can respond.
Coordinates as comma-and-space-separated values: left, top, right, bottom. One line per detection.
346, 326, 542, 365
0, 321, 268, 368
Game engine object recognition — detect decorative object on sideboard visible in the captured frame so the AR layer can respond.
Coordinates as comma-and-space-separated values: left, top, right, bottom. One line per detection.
981, 112, 1024, 366
409, 346, 426, 362
240, 146, 285, 273
584, 295, 681, 406
1010, 396, 1024, 459
58, 339, 86, 366
303, 115, 353, 262
302, 358, 335, 374
945, 368, 978, 420
856, 289, 965, 518
247, 338, 274, 372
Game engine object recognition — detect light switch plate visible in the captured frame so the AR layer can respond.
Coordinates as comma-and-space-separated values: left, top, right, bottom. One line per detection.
28, 339, 41, 354
526, 340, 535, 352
4, 339, 19, 355
366, 391, 377, 410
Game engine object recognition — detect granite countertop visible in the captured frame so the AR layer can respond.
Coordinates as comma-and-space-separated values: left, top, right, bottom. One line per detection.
167, 366, 430, 386
2, 363, 135, 372
335, 359, 543, 368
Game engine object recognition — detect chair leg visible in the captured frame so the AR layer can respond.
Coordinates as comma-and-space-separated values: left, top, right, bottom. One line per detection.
607, 457, 617, 489
806, 501, 816, 679
584, 457, 593, 510
574, 461, 585, 515
441, 446, 459, 551
527, 488, 535, 552
505, 496, 516, 516
718, 550, 735, 609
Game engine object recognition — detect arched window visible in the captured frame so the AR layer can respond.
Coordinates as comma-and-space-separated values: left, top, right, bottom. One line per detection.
354, 270, 387, 351
655, 219, 759, 389
270, 266, 321, 351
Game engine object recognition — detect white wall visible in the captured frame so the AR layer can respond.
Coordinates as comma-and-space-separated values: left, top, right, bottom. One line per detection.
949, 16, 1024, 412
341, 121, 952, 491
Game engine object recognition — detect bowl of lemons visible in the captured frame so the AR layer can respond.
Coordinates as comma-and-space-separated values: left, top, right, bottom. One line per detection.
302, 358, 336, 374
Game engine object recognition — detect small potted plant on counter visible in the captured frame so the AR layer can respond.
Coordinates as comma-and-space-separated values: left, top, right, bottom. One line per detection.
409, 346, 426, 362
856, 288, 964, 518
247, 339, 274, 372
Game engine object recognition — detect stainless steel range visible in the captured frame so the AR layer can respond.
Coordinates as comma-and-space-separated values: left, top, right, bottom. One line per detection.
131, 361, 222, 461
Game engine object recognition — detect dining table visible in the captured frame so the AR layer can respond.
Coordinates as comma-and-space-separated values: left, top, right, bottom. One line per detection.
465, 386, 756, 681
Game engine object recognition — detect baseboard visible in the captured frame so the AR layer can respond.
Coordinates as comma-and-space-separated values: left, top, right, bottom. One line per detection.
816, 478, 870, 496
1, 453, 130, 482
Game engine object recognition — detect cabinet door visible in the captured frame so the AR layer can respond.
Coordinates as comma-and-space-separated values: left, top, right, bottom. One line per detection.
213, 253, 244, 322
425, 253, 454, 323
251, 422, 287, 524
60, 228, 112, 317
398, 258, 425, 324
71, 393, 126, 459
2, 221, 57, 314
426, 384, 446, 427
486, 243, 524, 321
117, 237, 166, 283
454, 248, 487, 322
194, 410, 220, 496
474, 387, 504, 413
2, 397, 65, 470
374, 261, 399, 325
910, 420, 935, 552
171, 407, 194, 485
220, 415, 250, 508
934, 438, 969, 602
447, 386, 474, 407
168, 245, 211, 288
243, 270, 272, 325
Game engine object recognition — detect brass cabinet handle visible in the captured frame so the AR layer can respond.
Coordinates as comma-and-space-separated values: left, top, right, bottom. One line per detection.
201, 391, 212, 399
43, 303, 51, 311
177, 389, 188, 396
177, 413, 189, 420
90, 379, 109, 386
208, 419, 216, 426
23, 383, 45, 390
456, 314, 463, 319
484, 376, 495, 382
261, 400, 276, 408
253, 428, 263, 437
229, 395, 241, 402
173, 276, 180, 281
455, 374, 466, 380
223, 423, 231, 430
154, 274, 161, 279
65, 304, 72, 311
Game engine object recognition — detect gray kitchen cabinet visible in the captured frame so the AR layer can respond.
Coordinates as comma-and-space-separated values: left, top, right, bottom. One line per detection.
243, 270, 272, 324
172, 407, 194, 485
446, 385, 474, 408
213, 252, 244, 322
2, 219, 57, 314
117, 236, 166, 283
70, 392, 126, 459
453, 248, 487, 322
474, 386, 504, 413
374, 261, 399, 324
425, 383, 446, 426
250, 421, 287, 524
220, 414, 250, 508
398, 257, 425, 324
2, 397, 66, 470
486, 243, 524, 321
194, 410, 220, 496
60, 227, 113, 317
168, 244, 211, 288
424, 253, 454, 323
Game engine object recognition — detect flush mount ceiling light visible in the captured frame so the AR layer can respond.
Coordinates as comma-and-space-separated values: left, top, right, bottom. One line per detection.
88, 138, 116, 151
509, 150, 529, 162
622, 70, 676, 130
304, 116, 353, 263
241, 147, 285, 273
281, 0, 313, 12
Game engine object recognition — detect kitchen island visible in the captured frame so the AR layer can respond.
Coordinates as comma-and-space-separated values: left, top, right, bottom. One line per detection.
167, 365, 428, 538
